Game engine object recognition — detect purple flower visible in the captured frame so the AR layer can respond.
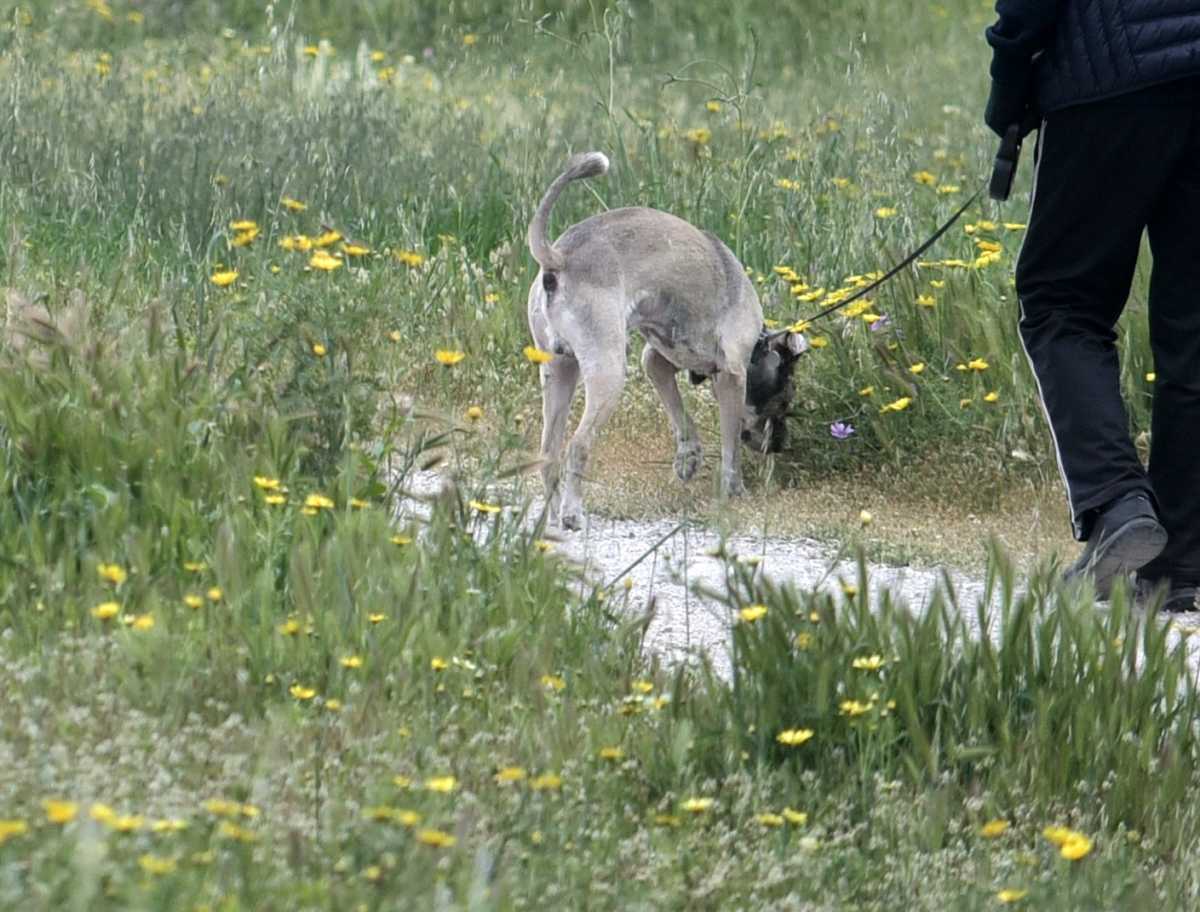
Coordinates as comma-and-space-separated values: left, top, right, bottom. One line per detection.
830, 421, 855, 440
869, 313, 892, 332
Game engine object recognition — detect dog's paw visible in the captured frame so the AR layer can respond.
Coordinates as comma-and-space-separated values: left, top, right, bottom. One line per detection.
674, 441, 703, 482
560, 509, 584, 531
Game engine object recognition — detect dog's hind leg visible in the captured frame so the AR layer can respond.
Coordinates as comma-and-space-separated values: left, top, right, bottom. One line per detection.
538, 355, 580, 525
559, 350, 625, 531
641, 346, 702, 481
713, 368, 748, 497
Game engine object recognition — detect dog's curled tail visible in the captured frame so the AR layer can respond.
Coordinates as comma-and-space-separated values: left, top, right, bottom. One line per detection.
527, 151, 609, 273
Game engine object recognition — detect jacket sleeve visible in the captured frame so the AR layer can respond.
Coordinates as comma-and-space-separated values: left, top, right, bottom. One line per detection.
985, 0, 1063, 85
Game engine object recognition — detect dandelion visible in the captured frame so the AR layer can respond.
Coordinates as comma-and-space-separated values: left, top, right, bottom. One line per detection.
206, 587, 222, 602
830, 421, 855, 440
981, 819, 1010, 838
706, 100, 722, 113
138, 854, 177, 875
305, 493, 335, 510
598, 746, 625, 761
851, 655, 885, 671
858, 386, 874, 397
469, 499, 501, 514
774, 177, 800, 191
654, 814, 682, 827
0, 820, 30, 845
684, 127, 712, 145
984, 391, 1000, 403
776, 728, 814, 746
757, 812, 785, 827
874, 206, 897, 218
531, 773, 563, 791
391, 534, 412, 546
183, 561, 206, 573
314, 230, 342, 248
997, 889, 1028, 903
309, 251, 342, 272
368, 613, 385, 624
290, 684, 317, 701
395, 250, 425, 268
681, 797, 713, 813
217, 821, 257, 843
968, 358, 990, 371
1060, 833, 1093, 860
312, 343, 327, 357
210, 269, 238, 288
254, 476, 281, 490
130, 614, 155, 631
435, 349, 466, 366
523, 345, 554, 364
839, 699, 870, 717
97, 563, 127, 585
937, 184, 961, 194
91, 601, 120, 621
916, 294, 936, 308
912, 170, 937, 186
1146, 372, 1156, 382
960, 398, 973, 409
739, 604, 768, 623
795, 632, 813, 649
425, 776, 457, 793
465, 405, 484, 421
808, 336, 829, 349
340, 655, 363, 669
281, 197, 307, 212
417, 828, 457, 848
541, 674, 566, 692
880, 396, 912, 413
495, 767, 527, 784
782, 808, 808, 825
342, 243, 370, 257
831, 177, 851, 189
909, 362, 926, 375
430, 657, 448, 671
859, 510, 873, 526
43, 800, 79, 824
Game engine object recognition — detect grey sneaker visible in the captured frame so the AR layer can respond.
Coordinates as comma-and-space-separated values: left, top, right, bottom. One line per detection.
1063, 493, 1167, 599
1135, 578, 1200, 613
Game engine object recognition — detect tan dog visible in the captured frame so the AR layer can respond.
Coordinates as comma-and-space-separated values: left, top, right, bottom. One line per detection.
526, 152, 806, 529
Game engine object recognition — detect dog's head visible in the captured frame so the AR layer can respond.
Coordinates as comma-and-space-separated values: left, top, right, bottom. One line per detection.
742, 331, 808, 453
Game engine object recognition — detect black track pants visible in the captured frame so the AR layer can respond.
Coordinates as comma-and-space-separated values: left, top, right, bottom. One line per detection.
1016, 76, 1200, 582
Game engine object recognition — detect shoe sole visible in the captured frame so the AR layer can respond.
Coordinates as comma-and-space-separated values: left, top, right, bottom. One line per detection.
1074, 517, 1168, 599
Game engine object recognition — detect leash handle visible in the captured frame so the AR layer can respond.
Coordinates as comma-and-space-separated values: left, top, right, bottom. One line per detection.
989, 124, 1023, 202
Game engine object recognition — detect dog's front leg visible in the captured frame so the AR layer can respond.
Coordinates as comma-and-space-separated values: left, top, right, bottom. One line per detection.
713, 368, 748, 497
539, 355, 580, 524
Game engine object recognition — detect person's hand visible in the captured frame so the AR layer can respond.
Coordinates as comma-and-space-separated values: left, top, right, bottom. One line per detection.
985, 79, 1037, 138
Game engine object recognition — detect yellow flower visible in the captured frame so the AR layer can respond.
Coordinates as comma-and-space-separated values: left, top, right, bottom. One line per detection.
462, 32, 478, 46
229, 219, 257, 233
97, 563, 127, 585
0, 820, 30, 845
776, 728, 814, 746
937, 184, 961, 194
632, 680, 654, 694
425, 776, 457, 793
859, 509, 874, 526
368, 613, 385, 624
43, 800, 79, 824
1060, 833, 1093, 860
968, 358, 990, 371
858, 386, 874, 397
314, 230, 342, 248
183, 594, 203, 610
681, 797, 713, 813
469, 499, 501, 514
342, 243, 370, 257
654, 813, 682, 827
831, 177, 851, 189
417, 828, 457, 848
290, 684, 317, 701
340, 655, 363, 669
210, 269, 238, 288
996, 888, 1028, 903
880, 396, 912, 413
391, 534, 412, 546
684, 127, 712, 145
739, 604, 768, 623
960, 398, 973, 409
774, 177, 800, 191
1146, 372, 1156, 382
430, 657, 448, 671
851, 654, 885, 671
312, 342, 327, 357
264, 493, 286, 505
981, 819, 1010, 838
523, 345, 554, 364
912, 170, 937, 186
304, 493, 335, 510
130, 614, 155, 631
231, 227, 259, 247
984, 391, 1000, 403
795, 632, 813, 649
706, 100, 722, 113
217, 821, 257, 842
916, 294, 936, 308
839, 699, 870, 717
183, 561, 206, 573
324, 699, 342, 712
598, 746, 625, 761
495, 766, 527, 784
138, 854, 177, 875
465, 405, 484, 421
909, 362, 926, 375
254, 476, 281, 490
782, 807, 808, 825
278, 618, 301, 636
874, 206, 897, 218
541, 673, 566, 692
207, 587, 222, 602
91, 601, 120, 621
395, 250, 425, 268
1003, 222, 1028, 231
309, 251, 343, 272
531, 773, 563, 791
281, 197, 307, 212
808, 336, 829, 349
435, 349, 466, 366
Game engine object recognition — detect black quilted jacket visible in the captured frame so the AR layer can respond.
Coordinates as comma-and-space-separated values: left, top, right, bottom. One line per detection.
986, 0, 1200, 112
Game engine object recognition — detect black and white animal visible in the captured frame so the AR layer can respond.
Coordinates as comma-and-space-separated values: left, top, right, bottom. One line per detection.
526, 151, 807, 529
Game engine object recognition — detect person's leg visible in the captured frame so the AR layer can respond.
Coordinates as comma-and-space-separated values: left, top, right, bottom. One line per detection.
1016, 94, 1186, 540
1139, 98, 1200, 591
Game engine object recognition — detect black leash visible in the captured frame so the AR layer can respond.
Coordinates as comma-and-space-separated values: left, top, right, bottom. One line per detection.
766, 183, 987, 338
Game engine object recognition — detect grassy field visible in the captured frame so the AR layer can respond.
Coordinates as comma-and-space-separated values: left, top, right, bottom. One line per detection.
0, 1, 1192, 909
